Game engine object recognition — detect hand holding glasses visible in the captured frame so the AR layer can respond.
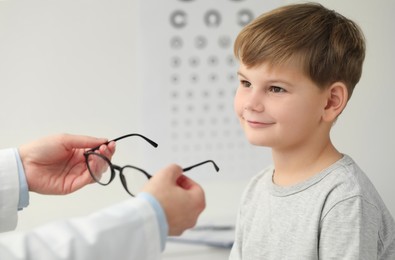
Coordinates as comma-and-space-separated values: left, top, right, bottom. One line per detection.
84, 133, 219, 197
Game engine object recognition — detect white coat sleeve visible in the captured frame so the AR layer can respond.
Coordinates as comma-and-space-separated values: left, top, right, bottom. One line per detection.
0, 148, 19, 232
0, 198, 162, 260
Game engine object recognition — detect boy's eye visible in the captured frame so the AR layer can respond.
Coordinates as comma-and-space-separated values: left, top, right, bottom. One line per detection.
240, 80, 251, 88
269, 86, 285, 93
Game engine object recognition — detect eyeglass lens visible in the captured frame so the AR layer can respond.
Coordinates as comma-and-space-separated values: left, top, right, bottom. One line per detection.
85, 153, 113, 185
119, 165, 150, 196
86, 152, 152, 196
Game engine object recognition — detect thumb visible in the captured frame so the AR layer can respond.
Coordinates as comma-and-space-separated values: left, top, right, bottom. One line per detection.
176, 175, 194, 189
159, 164, 183, 183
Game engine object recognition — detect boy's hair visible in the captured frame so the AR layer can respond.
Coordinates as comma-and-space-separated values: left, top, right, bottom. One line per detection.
234, 3, 365, 99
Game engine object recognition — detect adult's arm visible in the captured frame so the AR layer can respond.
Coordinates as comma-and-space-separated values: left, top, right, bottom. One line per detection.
0, 198, 162, 260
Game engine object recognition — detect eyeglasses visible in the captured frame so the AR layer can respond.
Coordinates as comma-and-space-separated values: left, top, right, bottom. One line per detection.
84, 133, 220, 197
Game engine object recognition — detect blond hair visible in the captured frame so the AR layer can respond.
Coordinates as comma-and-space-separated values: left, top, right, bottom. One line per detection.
234, 3, 365, 99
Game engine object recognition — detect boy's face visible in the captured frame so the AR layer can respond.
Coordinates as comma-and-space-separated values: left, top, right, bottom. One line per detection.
234, 61, 329, 150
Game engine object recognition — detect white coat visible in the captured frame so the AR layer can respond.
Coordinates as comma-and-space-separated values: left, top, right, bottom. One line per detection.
0, 148, 162, 260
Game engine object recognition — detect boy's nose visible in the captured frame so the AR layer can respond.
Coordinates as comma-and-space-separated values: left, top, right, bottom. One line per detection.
244, 91, 265, 112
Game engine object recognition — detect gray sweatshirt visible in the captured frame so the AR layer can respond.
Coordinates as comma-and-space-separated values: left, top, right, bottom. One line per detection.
229, 155, 395, 259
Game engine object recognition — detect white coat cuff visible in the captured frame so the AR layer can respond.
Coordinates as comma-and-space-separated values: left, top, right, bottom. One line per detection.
0, 148, 19, 231
137, 192, 168, 251
13, 148, 29, 210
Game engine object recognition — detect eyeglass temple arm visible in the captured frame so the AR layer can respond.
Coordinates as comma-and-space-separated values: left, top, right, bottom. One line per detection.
182, 160, 220, 172
87, 133, 158, 152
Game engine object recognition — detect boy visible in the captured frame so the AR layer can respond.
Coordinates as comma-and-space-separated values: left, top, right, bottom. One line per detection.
229, 3, 395, 259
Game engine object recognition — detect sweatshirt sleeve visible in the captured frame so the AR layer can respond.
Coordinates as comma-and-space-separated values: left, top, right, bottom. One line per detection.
319, 196, 379, 259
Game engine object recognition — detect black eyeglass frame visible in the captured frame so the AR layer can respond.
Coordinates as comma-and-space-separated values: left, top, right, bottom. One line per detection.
84, 133, 219, 197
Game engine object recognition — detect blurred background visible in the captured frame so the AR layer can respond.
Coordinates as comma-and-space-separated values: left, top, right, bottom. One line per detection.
1, 0, 394, 258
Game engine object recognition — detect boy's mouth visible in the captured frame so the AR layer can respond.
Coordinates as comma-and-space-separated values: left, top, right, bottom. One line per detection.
245, 119, 275, 128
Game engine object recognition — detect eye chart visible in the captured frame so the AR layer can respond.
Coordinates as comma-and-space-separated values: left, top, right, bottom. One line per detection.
138, 0, 280, 180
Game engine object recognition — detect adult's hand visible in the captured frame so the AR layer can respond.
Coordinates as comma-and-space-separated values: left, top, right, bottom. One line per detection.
142, 164, 206, 236
19, 133, 115, 195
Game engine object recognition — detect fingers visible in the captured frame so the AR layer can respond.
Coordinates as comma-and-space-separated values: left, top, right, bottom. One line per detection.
144, 164, 206, 236
154, 164, 203, 193
176, 175, 190, 189
178, 175, 206, 210
97, 141, 116, 158
156, 164, 183, 183
60, 134, 108, 150
177, 174, 198, 190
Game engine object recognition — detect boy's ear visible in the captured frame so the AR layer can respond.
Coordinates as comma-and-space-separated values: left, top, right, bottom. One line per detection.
323, 82, 348, 122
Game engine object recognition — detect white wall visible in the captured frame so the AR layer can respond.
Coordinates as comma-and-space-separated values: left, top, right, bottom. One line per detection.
0, 0, 144, 229
1, 0, 394, 233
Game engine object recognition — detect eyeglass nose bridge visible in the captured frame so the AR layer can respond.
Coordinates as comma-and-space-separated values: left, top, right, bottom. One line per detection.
119, 172, 134, 197
117, 165, 152, 197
